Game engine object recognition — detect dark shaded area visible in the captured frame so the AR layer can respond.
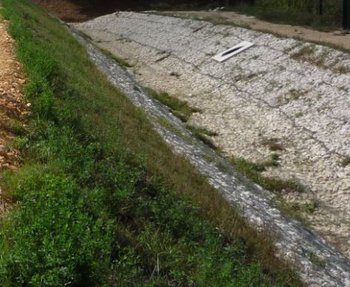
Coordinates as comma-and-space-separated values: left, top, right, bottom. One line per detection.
73, 0, 254, 12
32, 0, 254, 22
32, 0, 343, 30
344, 0, 350, 29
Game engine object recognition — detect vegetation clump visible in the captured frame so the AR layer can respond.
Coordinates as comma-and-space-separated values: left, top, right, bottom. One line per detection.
231, 157, 304, 194
186, 124, 218, 150
146, 88, 200, 122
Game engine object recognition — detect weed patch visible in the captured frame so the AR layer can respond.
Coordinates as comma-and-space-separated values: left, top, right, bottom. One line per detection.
99, 46, 134, 69
186, 124, 218, 150
304, 201, 318, 214
308, 252, 326, 268
146, 88, 200, 122
231, 157, 304, 194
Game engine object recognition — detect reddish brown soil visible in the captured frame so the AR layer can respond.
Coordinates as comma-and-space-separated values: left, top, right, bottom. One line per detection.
32, 0, 88, 22
31, 0, 129, 22
0, 19, 28, 214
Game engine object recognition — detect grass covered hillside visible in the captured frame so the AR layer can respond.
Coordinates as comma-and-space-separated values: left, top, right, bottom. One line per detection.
0, 0, 300, 286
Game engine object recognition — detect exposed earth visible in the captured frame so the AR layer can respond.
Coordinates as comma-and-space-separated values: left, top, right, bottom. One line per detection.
0, 17, 28, 215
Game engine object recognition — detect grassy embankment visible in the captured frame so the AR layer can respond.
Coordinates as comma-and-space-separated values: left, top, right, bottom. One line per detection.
0, 0, 300, 286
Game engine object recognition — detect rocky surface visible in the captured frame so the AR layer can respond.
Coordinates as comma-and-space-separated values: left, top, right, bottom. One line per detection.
74, 12, 350, 259
69, 23, 350, 286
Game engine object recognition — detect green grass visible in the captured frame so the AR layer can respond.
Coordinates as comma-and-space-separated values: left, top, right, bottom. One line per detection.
231, 157, 304, 194
304, 202, 318, 214
0, 1, 300, 286
146, 88, 200, 122
99, 46, 134, 69
230, 156, 309, 223
0, 117, 27, 136
186, 124, 218, 150
307, 252, 326, 268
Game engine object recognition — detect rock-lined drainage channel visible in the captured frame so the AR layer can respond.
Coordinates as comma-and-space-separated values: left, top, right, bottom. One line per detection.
68, 25, 350, 287
74, 12, 350, 258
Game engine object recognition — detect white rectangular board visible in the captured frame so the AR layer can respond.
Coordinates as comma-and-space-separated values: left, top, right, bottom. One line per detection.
212, 41, 254, 62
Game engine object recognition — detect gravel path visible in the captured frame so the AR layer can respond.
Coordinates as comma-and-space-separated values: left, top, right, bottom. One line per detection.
68, 23, 350, 287
74, 12, 350, 259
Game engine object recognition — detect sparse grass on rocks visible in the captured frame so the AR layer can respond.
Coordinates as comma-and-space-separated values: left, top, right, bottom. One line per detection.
231, 157, 304, 194
186, 124, 218, 150
99, 46, 134, 69
291, 45, 316, 60
146, 87, 200, 122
